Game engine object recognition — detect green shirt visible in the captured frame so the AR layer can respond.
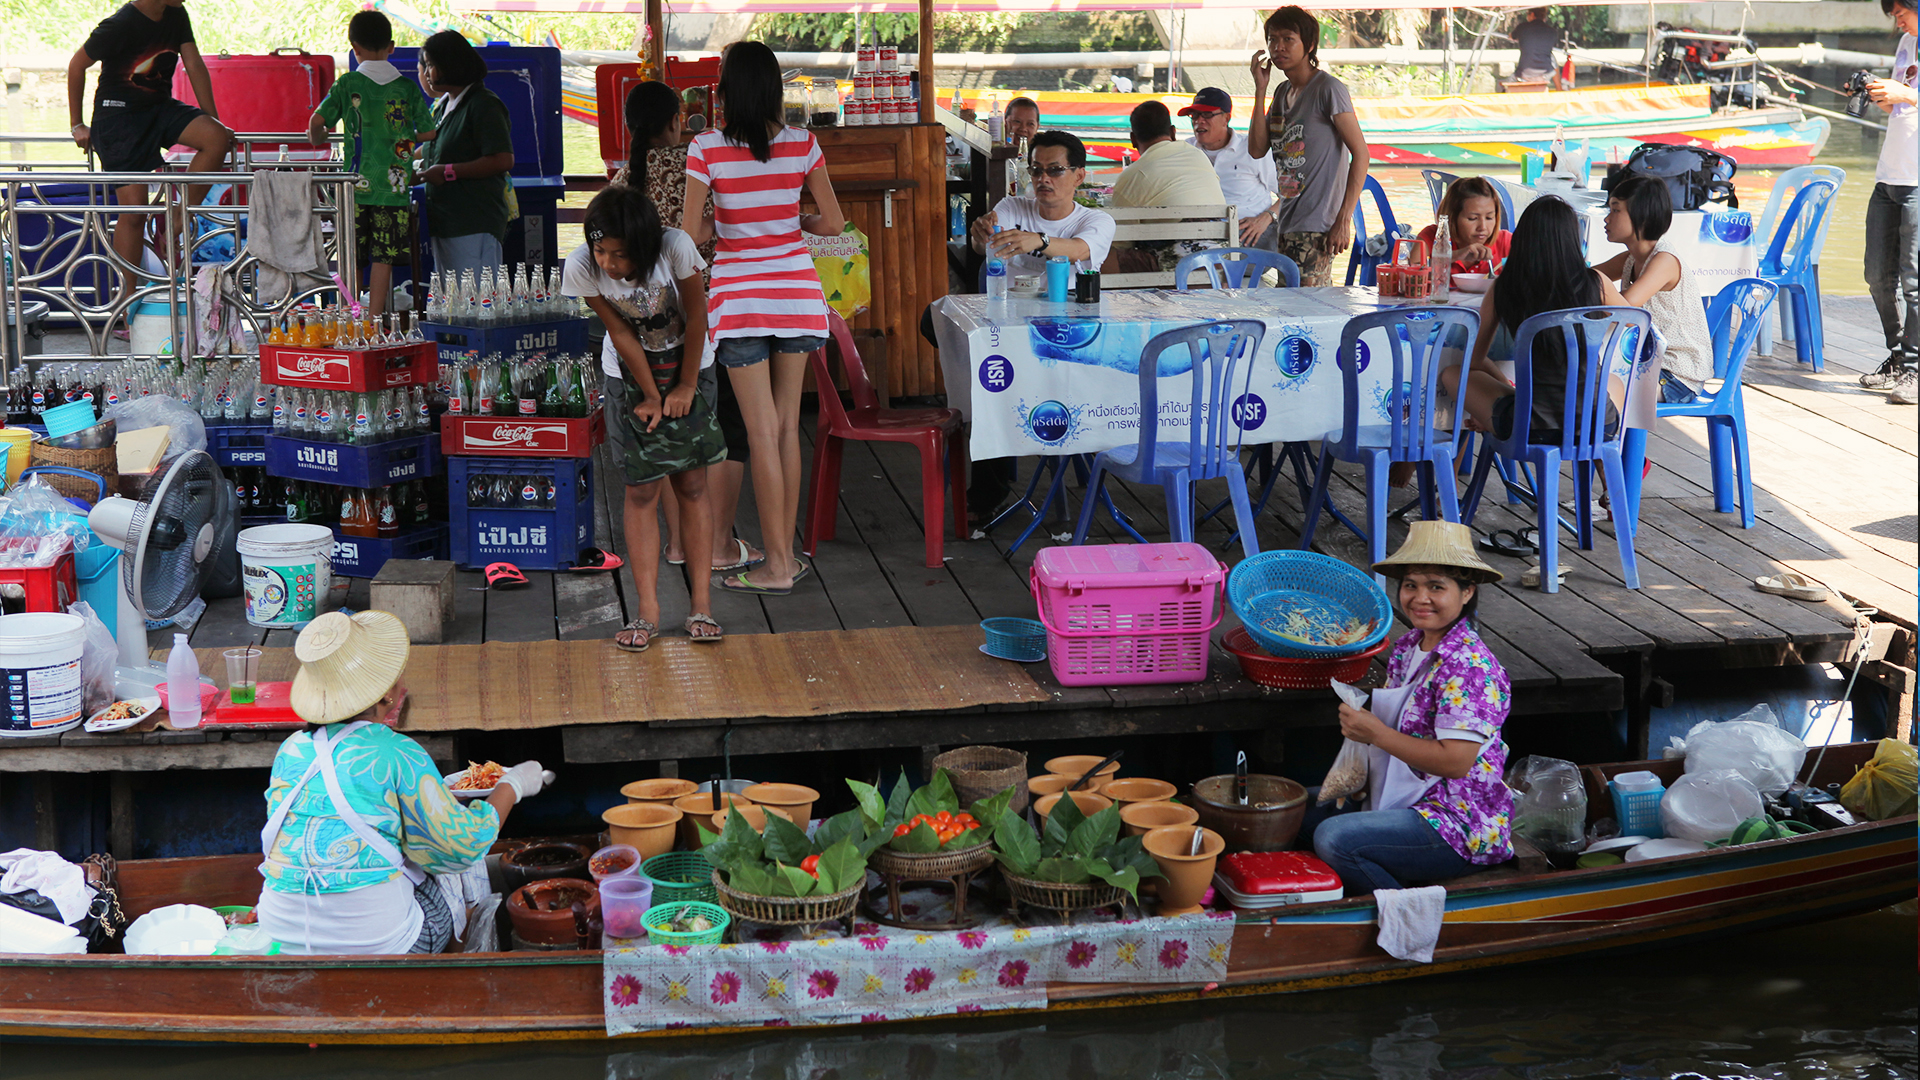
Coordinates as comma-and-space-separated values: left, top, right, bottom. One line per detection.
318, 65, 434, 208
419, 84, 514, 241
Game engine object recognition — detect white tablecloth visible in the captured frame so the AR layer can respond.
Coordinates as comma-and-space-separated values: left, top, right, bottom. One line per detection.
1503, 186, 1759, 298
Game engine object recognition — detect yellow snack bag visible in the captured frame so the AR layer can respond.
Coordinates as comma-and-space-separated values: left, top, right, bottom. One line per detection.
806, 222, 871, 321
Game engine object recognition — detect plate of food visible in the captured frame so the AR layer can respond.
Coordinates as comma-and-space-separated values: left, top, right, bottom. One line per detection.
444, 761, 505, 800
85, 695, 161, 733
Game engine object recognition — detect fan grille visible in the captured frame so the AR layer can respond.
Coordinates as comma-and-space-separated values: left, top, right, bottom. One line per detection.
125, 451, 221, 622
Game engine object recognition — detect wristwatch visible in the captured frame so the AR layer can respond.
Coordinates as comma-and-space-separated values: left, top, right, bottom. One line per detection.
442, 164, 457, 183
1034, 233, 1051, 256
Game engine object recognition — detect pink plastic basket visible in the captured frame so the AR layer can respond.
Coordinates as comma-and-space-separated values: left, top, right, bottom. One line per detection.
1029, 543, 1225, 686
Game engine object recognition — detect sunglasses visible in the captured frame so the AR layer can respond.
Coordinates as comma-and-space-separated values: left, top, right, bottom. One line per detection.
1026, 165, 1078, 178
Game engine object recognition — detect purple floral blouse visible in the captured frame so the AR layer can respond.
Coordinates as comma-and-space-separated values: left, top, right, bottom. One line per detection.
1383, 619, 1515, 865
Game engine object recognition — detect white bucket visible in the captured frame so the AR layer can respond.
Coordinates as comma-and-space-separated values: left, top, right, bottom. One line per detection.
238, 524, 334, 629
0, 612, 88, 738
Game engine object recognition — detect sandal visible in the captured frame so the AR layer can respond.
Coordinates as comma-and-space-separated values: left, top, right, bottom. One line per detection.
718, 559, 810, 596
470, 562, 530, 590
684, 612, 724, 642
571, 547, 625, 572
1478, 528, 1537, 559
1754, 572, 1829, 602
615, 618, 656, 652
711, 537, 766, 573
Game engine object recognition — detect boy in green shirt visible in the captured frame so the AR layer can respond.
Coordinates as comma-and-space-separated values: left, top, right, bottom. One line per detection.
307, 10, 435, 316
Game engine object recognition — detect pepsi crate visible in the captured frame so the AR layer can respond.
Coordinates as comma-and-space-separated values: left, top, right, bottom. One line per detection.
207, 422, 273, 467
440, 407, 605, 458
448, 455, 593, 571
265, 433, 443, 488
329, 523, 450, 577
420, 317, 588, 368
259, 341, 438, 393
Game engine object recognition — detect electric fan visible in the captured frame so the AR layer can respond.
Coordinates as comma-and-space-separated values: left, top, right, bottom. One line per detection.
86, 450, 225, 674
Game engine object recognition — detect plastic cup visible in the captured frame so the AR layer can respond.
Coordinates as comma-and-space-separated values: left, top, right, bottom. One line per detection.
223, 648, 262, 705
599, 875, 655, 941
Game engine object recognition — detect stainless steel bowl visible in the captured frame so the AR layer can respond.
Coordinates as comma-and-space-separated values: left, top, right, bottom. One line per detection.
47, 420, 116, 450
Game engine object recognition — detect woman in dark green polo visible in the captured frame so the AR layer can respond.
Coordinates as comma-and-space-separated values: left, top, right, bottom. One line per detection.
416, 31, 513, 276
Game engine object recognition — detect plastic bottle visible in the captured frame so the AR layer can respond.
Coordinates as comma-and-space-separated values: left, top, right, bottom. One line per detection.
1429, 217, 1452, 304
987, 96, 1003, 144
165, 634, 202, 728
984, 229, 1009, 301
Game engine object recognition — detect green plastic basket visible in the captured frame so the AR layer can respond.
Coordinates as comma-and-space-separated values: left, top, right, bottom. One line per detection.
641, 851, 720, 905
642, 900, 730, 946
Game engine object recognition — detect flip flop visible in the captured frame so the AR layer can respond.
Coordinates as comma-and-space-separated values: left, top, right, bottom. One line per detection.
615, 618, 656, 652
684, 612, 724, 643
1478, 528, 1537, 559
1754, 572, 1829, 602
718, 559, 811, 596
571, 547, 625, 572
471, 562, 529, 590
711, 537, 765, 573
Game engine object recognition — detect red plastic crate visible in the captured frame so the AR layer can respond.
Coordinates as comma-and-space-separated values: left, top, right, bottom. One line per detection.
439, 408, 605, 458
0, 551, 78, 613
260, 342, 438, 392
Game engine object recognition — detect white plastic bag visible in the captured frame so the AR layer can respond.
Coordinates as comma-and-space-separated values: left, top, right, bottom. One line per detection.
101, 395, 208, 457
1661, 768, 1763, 842
1319, 679, 1372, 806
1676, 705, 1806, 796
68, 601, 118, 717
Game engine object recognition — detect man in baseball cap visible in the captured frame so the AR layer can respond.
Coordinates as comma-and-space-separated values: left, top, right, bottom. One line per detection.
1180, 87, 1281, 251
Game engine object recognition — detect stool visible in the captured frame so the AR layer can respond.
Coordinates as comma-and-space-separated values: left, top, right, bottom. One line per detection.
370, 559, 456, 643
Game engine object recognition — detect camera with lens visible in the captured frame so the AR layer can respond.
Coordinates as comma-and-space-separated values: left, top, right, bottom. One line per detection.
1844, 70, 1877, 118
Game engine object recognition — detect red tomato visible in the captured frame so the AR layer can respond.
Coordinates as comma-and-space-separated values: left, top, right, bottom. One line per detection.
894, 823, 911, 837
801, 854, 820, 877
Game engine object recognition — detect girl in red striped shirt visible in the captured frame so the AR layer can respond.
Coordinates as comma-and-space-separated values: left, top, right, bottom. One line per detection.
684, 41, 845, 595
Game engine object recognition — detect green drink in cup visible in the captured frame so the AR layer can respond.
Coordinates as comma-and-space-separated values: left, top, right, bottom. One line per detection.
224, 648, 262, 705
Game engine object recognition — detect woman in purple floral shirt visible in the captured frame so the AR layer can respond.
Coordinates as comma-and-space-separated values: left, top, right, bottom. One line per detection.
1301, 521, 1515, 893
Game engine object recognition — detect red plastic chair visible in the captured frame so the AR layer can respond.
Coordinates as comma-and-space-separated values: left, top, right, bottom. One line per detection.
804, 312, 966, 569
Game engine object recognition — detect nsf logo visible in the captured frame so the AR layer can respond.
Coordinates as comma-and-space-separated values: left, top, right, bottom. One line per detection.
1230, 392, 1267, 431
978, 354, 1014, 393
1028, 400, 1070, 443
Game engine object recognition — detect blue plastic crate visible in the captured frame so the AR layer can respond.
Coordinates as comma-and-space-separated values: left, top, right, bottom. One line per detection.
1609, 781, 1666, 839
420, 317, 588, 369
265, 433, 442, 488
207, 422, 273, 467
448, 455, 593, 571
329, 524, 450, 577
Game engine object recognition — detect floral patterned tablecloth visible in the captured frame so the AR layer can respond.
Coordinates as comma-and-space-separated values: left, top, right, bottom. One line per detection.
603, 910, 1236, 1035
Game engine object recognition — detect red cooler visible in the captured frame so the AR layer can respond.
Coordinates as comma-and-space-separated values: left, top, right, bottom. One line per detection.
170, 49, 335, 155
1214, 851, 1344, 908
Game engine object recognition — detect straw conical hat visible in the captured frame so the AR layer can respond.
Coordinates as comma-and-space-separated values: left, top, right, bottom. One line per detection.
1372, 520, 1504, 585
290, 610, 412, 724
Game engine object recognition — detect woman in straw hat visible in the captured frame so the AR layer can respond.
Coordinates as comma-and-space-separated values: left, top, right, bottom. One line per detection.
255, 610, 551, 954
1298, 521, 1516, 893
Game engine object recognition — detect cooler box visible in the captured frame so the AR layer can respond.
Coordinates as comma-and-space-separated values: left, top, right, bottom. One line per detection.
170, 49, 335, 157
11, 184, 118, 319
380, 44, 564, 182
1213, 852, 1344, 908
448, 455, 593, 571
595, 62, 648, 170
1029, 542, 1224, 687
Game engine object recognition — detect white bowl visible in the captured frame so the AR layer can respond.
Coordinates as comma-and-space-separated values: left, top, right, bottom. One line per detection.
125, 904, 227, 955
1622, 837, 1710, 863
1451, 273, 1490, 293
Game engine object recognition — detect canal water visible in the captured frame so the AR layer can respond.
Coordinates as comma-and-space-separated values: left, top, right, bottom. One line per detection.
1, 908, 1911, 1076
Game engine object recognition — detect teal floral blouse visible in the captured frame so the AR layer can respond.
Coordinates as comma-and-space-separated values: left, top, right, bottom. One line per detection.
261, 724, 500, 894
1384, 619, 1515, 865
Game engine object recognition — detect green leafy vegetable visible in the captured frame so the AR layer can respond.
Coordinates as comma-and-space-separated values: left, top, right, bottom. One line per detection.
992, 808, 1040, 875
760, 811, 814, 866
990, 793, 1161, 902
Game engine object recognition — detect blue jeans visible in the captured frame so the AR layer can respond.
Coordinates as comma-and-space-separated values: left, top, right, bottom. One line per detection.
1864, 182, 1919, 366
1299, 787, 1472, 894
1658, 370, 1698, 404
714, 334, 828, 368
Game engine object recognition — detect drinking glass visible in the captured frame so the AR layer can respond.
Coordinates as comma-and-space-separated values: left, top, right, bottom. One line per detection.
223, 647, 263, 705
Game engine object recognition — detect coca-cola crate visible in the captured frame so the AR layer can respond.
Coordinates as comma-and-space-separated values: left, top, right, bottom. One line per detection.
330, 523, 450, 577
260, 342, 439, 392
448, 455, 593, 571
420, 318, 588, 367
265, 433, 443, 488
440, 408, 605, 458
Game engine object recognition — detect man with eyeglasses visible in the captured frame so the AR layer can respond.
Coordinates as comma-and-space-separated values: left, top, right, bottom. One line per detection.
1108, 100, 1227, 275
1181, 87, 1280, 252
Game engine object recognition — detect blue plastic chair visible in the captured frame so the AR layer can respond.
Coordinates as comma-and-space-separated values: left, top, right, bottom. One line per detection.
1755, 165, 1844, 356
1072, 319, 1267, 557
1460, 306, 1653, 592
1345, 175, 1401, 287
1298, 307, 1483, 570
1420, 169, 1460, 215
1757, 179, 1838, 372
1650, 278, 1779, 529
1174, 247, 1300, 290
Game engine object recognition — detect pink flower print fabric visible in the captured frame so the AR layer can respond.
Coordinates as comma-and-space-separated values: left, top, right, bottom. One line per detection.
1381, 620, 1515, 866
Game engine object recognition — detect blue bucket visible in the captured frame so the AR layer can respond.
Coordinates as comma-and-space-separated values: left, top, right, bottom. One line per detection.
75, 541, 120, 638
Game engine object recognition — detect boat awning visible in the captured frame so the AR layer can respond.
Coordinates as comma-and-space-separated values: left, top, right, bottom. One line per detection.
451, 0, 1738, 14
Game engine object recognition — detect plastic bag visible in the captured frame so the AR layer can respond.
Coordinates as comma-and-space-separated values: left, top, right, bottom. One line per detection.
1508, 755, 1587, 848
1318, 679, 1372, 806
0, 474, 92, 566
68, 601, 118, 717
101, 395, 207, 458
1661, 768, 1763, 842
1675, 704, 1806, 796
1839, 739, 1918, 822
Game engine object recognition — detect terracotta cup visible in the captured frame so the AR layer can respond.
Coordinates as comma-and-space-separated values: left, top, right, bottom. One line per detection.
1026, 774, 1077, 800
742, 783, 819, 827
1120, 800, 1199, 837
1142, 825, 1225, 916
1103, 778, 1177, 806
1033, 790, 1114, 822
673, 791, 754, 849
712, 804, 797, 836
602, 803, 682, 860
622, 777, 697, 805
1044, 756, 1121, 794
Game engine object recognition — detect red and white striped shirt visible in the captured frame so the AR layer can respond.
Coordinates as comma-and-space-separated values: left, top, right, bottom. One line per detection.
685, 126, 830, 343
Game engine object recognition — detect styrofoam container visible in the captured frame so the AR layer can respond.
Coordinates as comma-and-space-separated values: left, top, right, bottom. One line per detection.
126, 904, 227, 955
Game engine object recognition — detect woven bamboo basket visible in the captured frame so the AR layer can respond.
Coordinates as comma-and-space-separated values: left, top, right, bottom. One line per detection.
27, 441, 116, 502
1000, 868, 1129, 921
712, 870, 862, 928
869, 839, 996, 881
931, 745, 1029, 815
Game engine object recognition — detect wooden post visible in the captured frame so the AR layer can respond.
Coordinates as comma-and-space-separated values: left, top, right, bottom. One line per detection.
645, 0, 664, 74
919, 0, 935, 123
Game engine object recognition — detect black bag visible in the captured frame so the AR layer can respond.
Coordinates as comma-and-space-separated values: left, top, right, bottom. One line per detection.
1604, 143, 1739, 211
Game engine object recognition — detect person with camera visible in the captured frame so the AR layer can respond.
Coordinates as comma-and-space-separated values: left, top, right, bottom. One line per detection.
1859, 0, 1919, 404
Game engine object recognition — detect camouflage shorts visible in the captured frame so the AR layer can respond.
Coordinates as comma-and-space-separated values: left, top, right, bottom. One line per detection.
608, 350, 729, 486
354, 204, 413, 266
1276, 231, 1336, 287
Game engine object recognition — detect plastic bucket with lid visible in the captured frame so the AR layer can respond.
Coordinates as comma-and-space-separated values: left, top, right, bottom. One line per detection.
0, 611, 87, 737
237, 524, 333, 629
129, 294, 189, 356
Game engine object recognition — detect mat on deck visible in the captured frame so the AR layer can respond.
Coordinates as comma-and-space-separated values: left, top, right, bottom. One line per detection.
192, 625, 1048, 729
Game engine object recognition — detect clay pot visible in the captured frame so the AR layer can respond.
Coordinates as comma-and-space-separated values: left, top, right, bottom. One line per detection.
1104, 778, 1177, 806
499, 842, 591, 891
622, 777, 697, 805
1142, 826, 1225, 916
601, 804, 682, 860
742, 783, 819, 827
673, 791, 754, 849
1120, 800, 1199, 837
1033, 790, 1113, 822
1026, 774, 1077, 800
1045, 756, 1121, 794
711, 804, 797, 835
505, 877, 600, 946
1190, 774, 1307, 853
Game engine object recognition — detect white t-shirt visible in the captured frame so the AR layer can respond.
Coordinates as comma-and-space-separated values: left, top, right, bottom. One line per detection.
561, 228, 708, 378
987, 197, 1117, 276
1877, 34, 1918, 186
1188, 131, 1277, 222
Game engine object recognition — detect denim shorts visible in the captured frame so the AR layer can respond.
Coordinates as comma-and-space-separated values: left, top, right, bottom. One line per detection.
713, 334, 828, 368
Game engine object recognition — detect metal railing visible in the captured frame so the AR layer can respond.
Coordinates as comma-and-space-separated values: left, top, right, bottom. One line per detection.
3, 129, 344, 173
